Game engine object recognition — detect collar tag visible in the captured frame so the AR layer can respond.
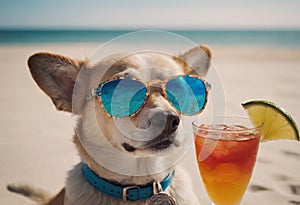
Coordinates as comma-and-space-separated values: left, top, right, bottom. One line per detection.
149, 181, 177, 205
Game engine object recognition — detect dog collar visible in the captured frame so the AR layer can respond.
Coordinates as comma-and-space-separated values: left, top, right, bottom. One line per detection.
82, 163, 174, 201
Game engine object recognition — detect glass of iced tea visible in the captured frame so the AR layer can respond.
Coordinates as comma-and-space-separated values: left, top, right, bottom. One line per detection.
193, 117, 261, 205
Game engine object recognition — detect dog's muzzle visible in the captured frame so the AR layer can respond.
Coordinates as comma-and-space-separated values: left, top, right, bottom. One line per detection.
122, 113, 180, 152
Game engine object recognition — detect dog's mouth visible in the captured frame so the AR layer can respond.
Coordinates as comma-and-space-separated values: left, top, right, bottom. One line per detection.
148, 139, 174, 149
122, 133, 176, 152
146, 133, 175, 150
122, 142, 137, 152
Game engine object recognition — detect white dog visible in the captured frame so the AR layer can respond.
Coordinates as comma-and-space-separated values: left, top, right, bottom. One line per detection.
8, 45, 211, 205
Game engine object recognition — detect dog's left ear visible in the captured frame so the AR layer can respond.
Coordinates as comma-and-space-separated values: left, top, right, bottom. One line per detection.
179, 45, 211, 76
28, 52, 84, 112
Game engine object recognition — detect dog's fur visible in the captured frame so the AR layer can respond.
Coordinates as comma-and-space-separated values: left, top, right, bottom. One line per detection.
8, 45, 211, 205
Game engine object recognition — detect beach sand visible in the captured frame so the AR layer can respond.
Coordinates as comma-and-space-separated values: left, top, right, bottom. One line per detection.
1, 44, 300, 205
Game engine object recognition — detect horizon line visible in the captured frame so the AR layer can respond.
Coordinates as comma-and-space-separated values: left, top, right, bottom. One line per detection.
1, 27, 300, 31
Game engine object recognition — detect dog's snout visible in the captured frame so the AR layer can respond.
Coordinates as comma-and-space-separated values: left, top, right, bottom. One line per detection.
147, 110, 180, 150
149, 109, 180, 133
165, 114, 180, 133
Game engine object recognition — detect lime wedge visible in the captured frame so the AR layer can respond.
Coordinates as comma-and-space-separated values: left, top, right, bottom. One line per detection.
242, 100, 299, 142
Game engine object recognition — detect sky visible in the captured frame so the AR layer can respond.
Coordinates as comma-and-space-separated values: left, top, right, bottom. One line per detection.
0, 0, 300, 30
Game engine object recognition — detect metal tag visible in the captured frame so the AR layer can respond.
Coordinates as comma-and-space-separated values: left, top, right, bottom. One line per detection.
149, 181, 176, 205
149, 192, 176, 205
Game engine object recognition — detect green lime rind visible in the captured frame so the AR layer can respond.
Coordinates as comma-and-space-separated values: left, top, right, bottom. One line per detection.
242, 100, 299, 141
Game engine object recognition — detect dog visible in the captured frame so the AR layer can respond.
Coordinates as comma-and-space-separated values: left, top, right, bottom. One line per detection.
8, 45, 211, 205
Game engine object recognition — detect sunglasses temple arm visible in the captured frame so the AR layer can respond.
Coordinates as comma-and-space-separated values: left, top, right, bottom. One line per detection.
205, 82, 212, 91
87, 88, 97, 100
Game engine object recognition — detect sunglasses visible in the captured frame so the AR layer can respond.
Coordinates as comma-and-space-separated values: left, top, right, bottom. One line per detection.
89, 75, 211, 118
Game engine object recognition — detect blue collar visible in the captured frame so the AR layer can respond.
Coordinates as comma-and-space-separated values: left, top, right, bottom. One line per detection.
82, 163, 174, 201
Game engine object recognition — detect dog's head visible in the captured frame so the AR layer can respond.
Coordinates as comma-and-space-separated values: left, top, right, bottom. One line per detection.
28, 45, 211, 176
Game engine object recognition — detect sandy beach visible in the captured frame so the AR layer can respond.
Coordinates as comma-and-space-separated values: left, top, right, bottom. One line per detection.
1, 43, 300, 205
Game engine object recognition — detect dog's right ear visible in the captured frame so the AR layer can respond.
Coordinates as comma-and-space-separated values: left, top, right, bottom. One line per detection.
28, 52, 83, 112
179, 45, 211, 77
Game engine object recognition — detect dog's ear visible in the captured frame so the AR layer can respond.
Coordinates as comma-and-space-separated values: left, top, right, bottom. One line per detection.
28, 52, 83, 112
179, 45, 211, 76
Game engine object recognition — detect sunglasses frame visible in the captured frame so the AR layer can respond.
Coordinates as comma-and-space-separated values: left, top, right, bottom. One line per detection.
89, 74, 211, 119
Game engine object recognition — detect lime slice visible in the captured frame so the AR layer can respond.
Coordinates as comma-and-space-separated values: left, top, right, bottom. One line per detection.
242, 100, 299, 141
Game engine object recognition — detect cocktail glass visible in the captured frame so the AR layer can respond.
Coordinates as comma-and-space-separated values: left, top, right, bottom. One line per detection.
193, 117, 261, 205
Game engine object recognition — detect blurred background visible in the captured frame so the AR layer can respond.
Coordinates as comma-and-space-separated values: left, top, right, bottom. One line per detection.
1, 1, 300, 205
1, 0, 300, 46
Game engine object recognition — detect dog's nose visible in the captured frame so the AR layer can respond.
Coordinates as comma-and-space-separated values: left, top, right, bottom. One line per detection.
149, 109, 180, 133
165, 114, 180, 133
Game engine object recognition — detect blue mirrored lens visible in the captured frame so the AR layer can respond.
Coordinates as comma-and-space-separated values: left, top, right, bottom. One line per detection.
166, 75, 207, 115
100, 79, 147, 118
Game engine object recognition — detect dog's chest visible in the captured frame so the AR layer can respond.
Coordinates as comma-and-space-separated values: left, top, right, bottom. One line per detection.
64, 192, 152, 205
64, 163, 199, 205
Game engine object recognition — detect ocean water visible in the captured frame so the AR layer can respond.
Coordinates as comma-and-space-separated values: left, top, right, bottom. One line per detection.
0, 29, 300, 48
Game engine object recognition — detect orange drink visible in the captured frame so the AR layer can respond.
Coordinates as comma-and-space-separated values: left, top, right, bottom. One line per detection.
193, 117, 260, 205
